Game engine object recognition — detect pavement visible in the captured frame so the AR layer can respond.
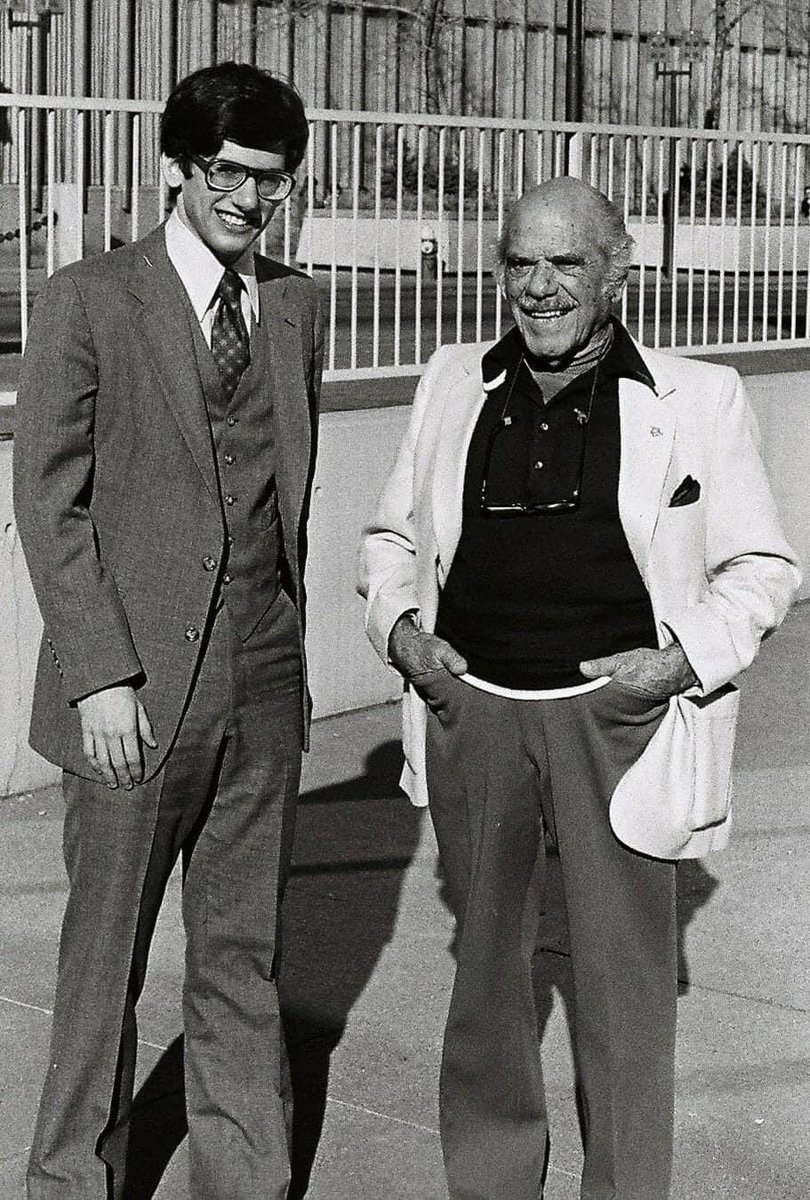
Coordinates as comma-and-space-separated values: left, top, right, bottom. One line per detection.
1, 604, 810, 1199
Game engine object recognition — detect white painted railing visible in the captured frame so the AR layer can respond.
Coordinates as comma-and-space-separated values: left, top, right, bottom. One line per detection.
1, 95, 809, 380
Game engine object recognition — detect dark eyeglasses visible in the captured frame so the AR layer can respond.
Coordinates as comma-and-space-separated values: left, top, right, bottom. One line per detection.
189, 154, 296, 202
479, 356, 598, 517
479, 413, 589, 515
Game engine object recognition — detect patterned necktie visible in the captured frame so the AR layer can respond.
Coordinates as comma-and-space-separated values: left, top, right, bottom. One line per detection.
211, 269, 250, 403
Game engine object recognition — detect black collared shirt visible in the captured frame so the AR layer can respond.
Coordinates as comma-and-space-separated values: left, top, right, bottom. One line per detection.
434, 319, 659, 688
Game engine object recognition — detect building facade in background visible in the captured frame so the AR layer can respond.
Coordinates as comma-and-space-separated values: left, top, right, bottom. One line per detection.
2, 1, 810, 133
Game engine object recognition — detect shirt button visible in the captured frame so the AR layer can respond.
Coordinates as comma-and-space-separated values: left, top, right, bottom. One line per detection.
540, 422, 549, 431
202, 556, 217, 572
228, 534, 235, 546
224, 493, 236, 506
224, 453, 235, 466
534, 461, 544, 470
184, 625, 200, 642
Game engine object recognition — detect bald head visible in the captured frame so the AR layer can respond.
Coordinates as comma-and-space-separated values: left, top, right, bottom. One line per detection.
495, 176, 635, 366
498, 177, 633, 294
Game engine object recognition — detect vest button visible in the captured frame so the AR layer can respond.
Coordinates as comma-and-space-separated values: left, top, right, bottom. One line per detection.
184, 625, 200, 643
224, 453, 235, 466
202, 556, 217, 572
222, 573, 232, 585
224, 493, 236, 506
226, 416, 238, 427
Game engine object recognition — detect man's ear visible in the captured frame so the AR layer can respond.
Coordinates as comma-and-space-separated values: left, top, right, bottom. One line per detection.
160, 154, 186, 190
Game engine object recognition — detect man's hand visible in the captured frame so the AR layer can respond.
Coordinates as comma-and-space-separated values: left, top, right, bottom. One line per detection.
388, 613, 468, 681
579, 644, 698, 700
77, 685, 157, 790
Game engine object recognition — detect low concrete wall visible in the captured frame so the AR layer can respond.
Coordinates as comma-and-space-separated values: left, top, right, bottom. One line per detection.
2, 370, 808, 797
297, 212, 810, 274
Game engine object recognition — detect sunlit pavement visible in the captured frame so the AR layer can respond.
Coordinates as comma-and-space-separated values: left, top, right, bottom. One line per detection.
2, 604, 810, 1199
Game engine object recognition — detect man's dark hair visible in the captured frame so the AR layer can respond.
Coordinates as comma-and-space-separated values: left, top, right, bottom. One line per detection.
160, 62, 309, 174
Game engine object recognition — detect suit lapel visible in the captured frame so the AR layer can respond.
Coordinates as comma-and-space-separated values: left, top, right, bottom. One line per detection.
431, 357, 488, 577
255, 267, 311, 543
618, 373, 677, 579
126, 227, 219, 502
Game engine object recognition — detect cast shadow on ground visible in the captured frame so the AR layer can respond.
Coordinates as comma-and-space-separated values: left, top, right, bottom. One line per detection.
118, 739, 420, 1199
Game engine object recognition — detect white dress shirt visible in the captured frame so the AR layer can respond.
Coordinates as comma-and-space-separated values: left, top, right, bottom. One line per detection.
164, 207, 260, 347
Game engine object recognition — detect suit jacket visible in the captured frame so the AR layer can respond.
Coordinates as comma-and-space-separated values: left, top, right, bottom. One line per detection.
13, 224, 324, 781
359, 336, 800, 859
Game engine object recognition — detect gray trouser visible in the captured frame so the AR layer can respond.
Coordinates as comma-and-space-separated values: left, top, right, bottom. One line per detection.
27, 593, 303, 1200
424, 673, 677, 1200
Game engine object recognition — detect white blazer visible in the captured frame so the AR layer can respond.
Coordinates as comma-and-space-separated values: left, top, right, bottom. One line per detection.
359, 337, 800, 859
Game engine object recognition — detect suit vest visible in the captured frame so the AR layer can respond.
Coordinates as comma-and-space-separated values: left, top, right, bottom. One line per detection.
190, 308, 286, 641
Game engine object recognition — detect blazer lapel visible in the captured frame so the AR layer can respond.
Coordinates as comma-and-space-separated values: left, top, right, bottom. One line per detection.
126, 228, 219, 502
255, 266, 311, 543
431, 356, 489, 579
618, 373, 677, 580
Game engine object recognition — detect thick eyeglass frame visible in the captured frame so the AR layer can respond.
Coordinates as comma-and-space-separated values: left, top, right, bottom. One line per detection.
479, 355, 600, 517
189, 153, 296, 202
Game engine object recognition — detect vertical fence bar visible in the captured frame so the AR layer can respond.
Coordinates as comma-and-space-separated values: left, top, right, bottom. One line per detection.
805, 149, 810, 338
17, 109, 29, 351
620, 135, 631, 328
436, 127, 446, 353
761, 142, 774, 341
414, 125, 425, 364
455, 129, 466, 344
328, 122, 338, 372
393, 124, 405, 365
669, 134, 681, 348
702, 140, 713, 347
686, 139, 697, 346
732, 141, 743, 343
637, 136, 649, 344
304, 132, 315, 276
775, 142, 788, 340
475, 128, 485, 343
654, 136, 665, 348
46, 109, 55, 278
495, 129, 508, 338
158, 159, 168, 225
716, 140, 728, 344
103, 110, 114, 252
75, 109, 86, 263
373, 123, 383, 368
747, 141, 759, 343
789, 143, 801, 339
130, 113, 141, 243
349, 121, 361, 370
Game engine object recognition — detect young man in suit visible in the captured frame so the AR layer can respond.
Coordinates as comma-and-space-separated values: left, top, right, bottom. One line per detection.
14, 62, 323, 1199
359, 177, 799, 1198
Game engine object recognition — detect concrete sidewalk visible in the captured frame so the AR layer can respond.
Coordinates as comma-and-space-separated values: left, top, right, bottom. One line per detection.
1, 607, 809, 1199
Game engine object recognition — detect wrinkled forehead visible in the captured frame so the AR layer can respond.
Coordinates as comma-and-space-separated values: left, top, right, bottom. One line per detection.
504, 194, 610, 263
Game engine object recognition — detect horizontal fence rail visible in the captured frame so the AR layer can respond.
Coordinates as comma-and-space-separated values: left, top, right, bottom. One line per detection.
0, 95, 809, 380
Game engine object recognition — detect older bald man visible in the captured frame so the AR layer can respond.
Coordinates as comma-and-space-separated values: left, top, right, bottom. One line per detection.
359, 177, 799, 1199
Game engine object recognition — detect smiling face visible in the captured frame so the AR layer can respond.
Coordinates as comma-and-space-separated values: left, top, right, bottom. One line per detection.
161, 139, 285, 266
497, 181, 619, 367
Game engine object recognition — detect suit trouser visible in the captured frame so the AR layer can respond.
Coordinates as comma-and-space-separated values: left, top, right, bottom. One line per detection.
424, 673, 677, 1200
27, 592, 304, 1200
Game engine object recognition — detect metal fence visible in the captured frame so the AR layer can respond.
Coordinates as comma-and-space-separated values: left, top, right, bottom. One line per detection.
1, 95, 810, 381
